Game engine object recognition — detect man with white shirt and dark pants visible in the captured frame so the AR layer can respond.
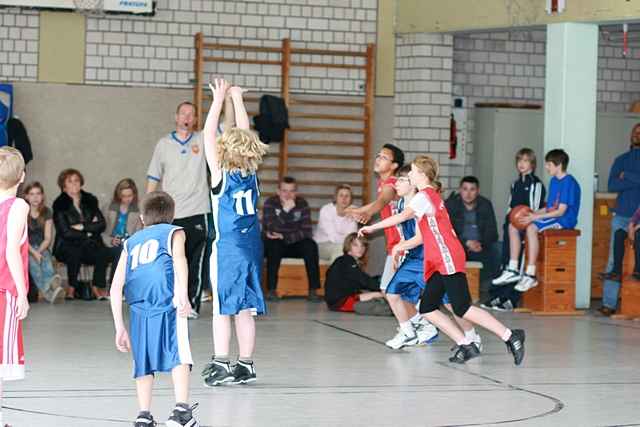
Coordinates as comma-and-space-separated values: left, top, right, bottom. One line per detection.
146, 100, 228, 317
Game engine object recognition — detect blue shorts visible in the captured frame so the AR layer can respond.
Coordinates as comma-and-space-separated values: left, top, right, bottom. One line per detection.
210, 233, 266, 316
387, 258, 451, 305
129, 308, 193, 378
386, 258, 425, 304
533, 218, 565, 232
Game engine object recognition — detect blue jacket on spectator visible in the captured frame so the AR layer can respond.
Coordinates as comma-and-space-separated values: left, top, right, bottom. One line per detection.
608, 147, 640, 217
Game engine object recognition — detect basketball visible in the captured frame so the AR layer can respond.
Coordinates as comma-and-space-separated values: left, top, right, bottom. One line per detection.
509, 204, 533, 230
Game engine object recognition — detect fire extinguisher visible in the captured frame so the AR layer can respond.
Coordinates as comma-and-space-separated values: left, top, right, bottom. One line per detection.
449, 113, 457, 160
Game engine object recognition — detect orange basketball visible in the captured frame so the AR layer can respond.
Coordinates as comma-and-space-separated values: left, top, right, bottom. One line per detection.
509, 205, 533, 231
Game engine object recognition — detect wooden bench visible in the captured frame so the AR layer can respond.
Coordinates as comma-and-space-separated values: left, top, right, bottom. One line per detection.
612, 240, 640, 320
520, 229, 583, 315
262, 259, 483, 300
263, 258, 330, 298
591, 194, 616, 298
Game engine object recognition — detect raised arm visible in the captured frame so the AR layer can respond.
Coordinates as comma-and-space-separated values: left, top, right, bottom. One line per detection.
223, 93, 235, 131
203, 79, 231, 185
229, 86, 250, 130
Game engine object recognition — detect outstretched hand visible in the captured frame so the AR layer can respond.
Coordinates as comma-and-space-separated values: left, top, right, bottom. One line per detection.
209, 78, 231, 104
358, 226, 374, 238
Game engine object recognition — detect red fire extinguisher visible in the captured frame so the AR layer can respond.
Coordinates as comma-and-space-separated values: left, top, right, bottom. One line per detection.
449, 113, 457, 160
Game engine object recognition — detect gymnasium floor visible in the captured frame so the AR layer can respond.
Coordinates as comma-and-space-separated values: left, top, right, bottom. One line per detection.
7, 299, 640, 427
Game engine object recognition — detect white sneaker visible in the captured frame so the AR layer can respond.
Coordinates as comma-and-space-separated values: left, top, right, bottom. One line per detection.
49, 274, 62, 290
472, 333, 483, 352
187, 309, 199, 319
514, 274, 538, 292
49, 286, 65, 304
492, 269, 521, 286
414, 320, 439, 344
385, 329, 419, 350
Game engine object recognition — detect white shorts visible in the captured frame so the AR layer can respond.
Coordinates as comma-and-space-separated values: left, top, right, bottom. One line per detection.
379, 255, 395, 291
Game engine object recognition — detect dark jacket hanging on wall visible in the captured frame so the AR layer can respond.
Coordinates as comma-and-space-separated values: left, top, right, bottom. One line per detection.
253, 95, 289, 144
7, 118, 33, 164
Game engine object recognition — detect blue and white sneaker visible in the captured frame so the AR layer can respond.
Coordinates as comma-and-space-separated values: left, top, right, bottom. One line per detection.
385, 329, 419, 350
414, 319, 439, 344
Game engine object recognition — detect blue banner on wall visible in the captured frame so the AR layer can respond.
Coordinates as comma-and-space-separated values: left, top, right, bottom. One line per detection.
0, 84, 13, 148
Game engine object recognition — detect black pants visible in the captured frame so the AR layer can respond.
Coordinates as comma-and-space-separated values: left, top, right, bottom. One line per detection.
420, 272, 472, 317
264, 237, 321, 291
612, 228, 640, 274
173, 214, 208, 313
56, 242, 115, 289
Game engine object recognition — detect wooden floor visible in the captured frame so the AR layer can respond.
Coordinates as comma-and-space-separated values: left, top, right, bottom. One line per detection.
8, 299, 640, 426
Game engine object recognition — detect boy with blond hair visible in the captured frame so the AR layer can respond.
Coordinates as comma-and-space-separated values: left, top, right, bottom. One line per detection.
200, 79, 269, 386
0, 147, 30, 427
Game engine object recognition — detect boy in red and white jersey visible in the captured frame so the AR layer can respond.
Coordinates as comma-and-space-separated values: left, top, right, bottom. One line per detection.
346, 143, 404, 290
0, 147, 30, 427
360, 155, 526, 365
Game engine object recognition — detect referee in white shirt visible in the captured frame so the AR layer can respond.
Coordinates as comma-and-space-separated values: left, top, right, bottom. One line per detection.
146, 101, 219, 316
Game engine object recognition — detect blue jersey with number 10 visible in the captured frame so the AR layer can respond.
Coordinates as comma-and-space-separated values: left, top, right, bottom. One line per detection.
124, 224, 182, 316
210, 170, 265, 316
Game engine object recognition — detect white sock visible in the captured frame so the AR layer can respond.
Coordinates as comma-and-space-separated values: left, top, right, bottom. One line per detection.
409, 313, 422, 324
456, 336, 472, 345
501, 328, 512, 341
464, 328, 477, 342
400, 321, 416, 337
526, 265, 536, 276
508, 260, 518, 271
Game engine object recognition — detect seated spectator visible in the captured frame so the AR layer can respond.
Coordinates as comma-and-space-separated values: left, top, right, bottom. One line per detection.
324, 233, 386, 313
52, 168, 116, 300
495, 149, 581, 292
314, 184, 358, 263
485, 148, 546, 311
103, 178, 142, 268
610, 206, 640, 281
445, 176, 500, 294
23, 182, 65, 303
263, 176, 321, 301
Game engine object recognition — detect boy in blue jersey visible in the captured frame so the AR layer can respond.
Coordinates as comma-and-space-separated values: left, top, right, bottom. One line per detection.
510, 149, 581, 292
110, 191, 197, 427
201, 79, 269, 386
379, 166, 438, 349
